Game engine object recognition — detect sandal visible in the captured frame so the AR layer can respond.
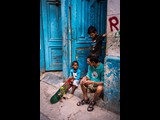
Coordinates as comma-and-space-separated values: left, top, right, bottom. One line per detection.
87, 100, 96, 112
77, 98, 89, 106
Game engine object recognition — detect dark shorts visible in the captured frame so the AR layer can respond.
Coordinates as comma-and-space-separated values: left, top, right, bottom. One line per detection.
84, 84, 98, 93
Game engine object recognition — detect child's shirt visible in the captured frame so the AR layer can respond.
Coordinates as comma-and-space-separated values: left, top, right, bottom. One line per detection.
69, 68, 81, 80
90, 34, 105, 57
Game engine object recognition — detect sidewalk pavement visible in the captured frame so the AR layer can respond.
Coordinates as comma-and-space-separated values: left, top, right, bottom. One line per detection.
40, 72, 120, 120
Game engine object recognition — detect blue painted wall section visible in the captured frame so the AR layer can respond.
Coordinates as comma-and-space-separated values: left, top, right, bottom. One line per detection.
40, 0, 45, 73
103, 0, 120, 114
61, 0, 70, 79
104, 56, 120, 114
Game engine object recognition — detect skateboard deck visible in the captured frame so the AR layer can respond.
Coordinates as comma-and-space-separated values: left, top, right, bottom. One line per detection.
50, 78, 73, 104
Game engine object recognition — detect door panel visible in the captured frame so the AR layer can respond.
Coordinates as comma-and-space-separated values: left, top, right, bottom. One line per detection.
42, 0, 62, 71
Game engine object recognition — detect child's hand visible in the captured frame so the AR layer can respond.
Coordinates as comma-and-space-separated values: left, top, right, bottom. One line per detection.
69, 77, 74, 81
102, 33, 107, 37
71, 79, 74, 82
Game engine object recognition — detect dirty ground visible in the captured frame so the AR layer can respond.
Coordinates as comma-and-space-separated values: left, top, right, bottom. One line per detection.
40, 72, 120, 120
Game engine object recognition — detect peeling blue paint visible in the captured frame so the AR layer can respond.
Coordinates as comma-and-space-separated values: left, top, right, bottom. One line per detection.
106, 71, 113, 77
62, 0, 69, 78
40, 0, 45, 72
104, 56, 120, 113
107, 93, 112, 100
107, 80, 110, 84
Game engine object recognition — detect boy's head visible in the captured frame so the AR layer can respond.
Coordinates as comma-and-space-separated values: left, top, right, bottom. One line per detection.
72, 61, 79, 70
89, 56, 99, 67
87, 26, 97, 38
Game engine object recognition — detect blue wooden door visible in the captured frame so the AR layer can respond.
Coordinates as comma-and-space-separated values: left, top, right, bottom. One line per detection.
70, 0, 107, 76
42, 0, 62, 71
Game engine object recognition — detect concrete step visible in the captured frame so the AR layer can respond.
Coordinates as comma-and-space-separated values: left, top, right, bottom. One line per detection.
40, 72, 106, 109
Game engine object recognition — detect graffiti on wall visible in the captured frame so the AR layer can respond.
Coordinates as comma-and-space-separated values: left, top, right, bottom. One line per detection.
109, 16, 119, 32
108, 16, 120, 38
106, 15, 120, 56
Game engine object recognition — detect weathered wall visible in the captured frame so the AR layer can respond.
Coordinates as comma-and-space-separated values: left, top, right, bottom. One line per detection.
40, 0, 45, 75
62, 0, 70, 80
104, 0, 120, 114
106, 0, 120, 56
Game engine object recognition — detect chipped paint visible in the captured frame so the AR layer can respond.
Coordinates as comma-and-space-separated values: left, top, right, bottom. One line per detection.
61, 0, 69, 79
106, 0, 120, 57
40, 1, 45, 72
104, 0, 120, 114
104, 56, 120, 113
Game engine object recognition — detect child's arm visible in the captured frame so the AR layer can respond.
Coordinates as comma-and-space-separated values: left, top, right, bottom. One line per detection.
75, 69, 81, 80
102, 33, 107, 37
69, 69, 74, 79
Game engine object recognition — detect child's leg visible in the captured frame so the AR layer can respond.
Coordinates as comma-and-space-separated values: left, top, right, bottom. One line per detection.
66, 85, 77, 99
71, 85, 77, 94
71, 80, 79, 94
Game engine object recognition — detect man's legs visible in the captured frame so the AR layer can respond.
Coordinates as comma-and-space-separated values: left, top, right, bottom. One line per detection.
87, 85, 103, 111
80, 76, 89, 100
77, 77, 90, 106
93, 85, 103, 101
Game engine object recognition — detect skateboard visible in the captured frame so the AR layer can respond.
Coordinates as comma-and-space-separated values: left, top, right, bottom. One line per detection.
50, 78, 73, 104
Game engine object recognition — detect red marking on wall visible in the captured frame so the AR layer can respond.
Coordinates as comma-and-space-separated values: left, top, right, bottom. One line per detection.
109, 16, 119, 31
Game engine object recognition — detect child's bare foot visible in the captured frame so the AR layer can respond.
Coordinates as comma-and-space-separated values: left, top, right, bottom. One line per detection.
67, 94, 74, 99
